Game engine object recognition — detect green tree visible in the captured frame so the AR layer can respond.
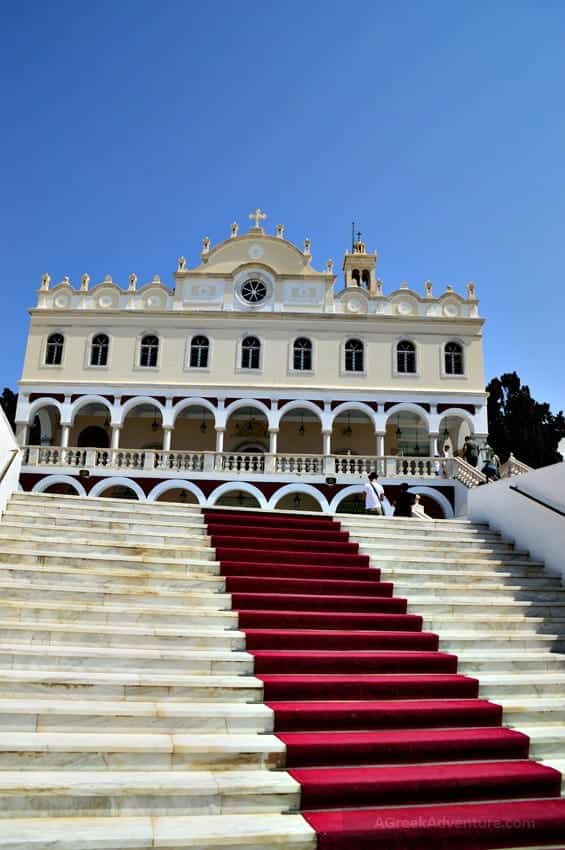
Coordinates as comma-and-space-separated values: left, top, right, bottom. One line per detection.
0, 388, 17, 431
486, 372, 565, 467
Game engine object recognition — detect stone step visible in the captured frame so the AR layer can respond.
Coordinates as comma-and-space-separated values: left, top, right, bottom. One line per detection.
519, 725, 565, 760
5, 505, 206, 534
0, 563, 224, 593
372, 554, 545, 569
478, 672, 565, 698
359, 539, 519, 554
0, 669, 262, 702
0, 598, 239, 628
0, 521, 210, 549
0, 812, 316, 850
0, 620, 245, 651
439, 633, 562, 651
11, 492, 203, 517
423, 614, 565, 635
408, 599, 565, 618
346, 527, 507, 543
0, 769, 299, 817
0, 533, 214, 560
0, 578, 231, 609
397, 583, 565, 603
342, 515, 488, 530
0, 732, 284, 771
0, 549, 221, 576
455, 651, 565, 673
380, 565, 553, 584
0, 698, 272, 733
0, 642, 253, 675
502, 698, 565, 727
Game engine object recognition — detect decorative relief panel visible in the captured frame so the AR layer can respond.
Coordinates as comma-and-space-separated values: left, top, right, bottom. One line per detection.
95, 288, 119, 309
393, 298, 417, 316
283, 282, 324, 306
53, 292, 71, 309
182, 280, 224, 304
442, 300, 460, 318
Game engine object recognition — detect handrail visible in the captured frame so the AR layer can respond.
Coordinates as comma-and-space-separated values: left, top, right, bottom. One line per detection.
509, 484, 565, 519
0, 449, 19, 487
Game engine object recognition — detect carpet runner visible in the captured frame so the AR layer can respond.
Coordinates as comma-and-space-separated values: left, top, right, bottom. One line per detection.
204, 507, 565, 850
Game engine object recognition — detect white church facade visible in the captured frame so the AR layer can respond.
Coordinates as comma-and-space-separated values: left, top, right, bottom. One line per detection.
15, 210, 491, 517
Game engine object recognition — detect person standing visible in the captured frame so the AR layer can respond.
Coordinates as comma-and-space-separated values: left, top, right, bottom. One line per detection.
393, 482, 416, 517
363, 471, 385, 515
463, 435, 480, 468
482, 444, 500, 481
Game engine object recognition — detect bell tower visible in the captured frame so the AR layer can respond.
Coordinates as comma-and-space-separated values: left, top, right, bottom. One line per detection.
342, 226, 378, 295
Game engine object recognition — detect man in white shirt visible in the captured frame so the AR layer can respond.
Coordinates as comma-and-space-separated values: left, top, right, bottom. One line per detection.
363, 472, 385, 515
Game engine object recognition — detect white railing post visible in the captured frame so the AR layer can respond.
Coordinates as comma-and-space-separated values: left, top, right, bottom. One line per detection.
143, 451, 156, 470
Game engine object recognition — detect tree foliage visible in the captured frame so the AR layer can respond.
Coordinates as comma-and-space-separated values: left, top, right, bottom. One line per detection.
486, 372, 565, 468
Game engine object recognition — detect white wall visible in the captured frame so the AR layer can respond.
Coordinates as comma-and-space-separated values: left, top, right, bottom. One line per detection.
0, 406, 21, 514
468, 461, 565, 583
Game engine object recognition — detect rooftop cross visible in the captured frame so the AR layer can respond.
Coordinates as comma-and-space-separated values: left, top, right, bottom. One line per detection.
249, 208, 267, 229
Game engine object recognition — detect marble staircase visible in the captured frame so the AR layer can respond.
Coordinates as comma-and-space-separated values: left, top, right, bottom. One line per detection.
0, 492, 563, 848
0, 492, 315, 849
341, 514, 565, 777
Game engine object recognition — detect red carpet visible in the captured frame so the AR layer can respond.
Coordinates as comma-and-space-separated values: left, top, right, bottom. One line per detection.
204, 507, 565, 848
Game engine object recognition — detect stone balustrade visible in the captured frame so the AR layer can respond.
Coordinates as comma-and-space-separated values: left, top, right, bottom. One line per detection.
19, 446, 510, 488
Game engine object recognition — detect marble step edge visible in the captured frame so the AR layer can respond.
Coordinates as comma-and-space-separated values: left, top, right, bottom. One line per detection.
0, 812, 316, 849
0, 553, 222, 576
366, 554, 545, 567
0, 563, 225, 586
393, 585, 565, 599
0, 767, 298, 795
11, 492, 203, 514
0, 534, 215, 557
0, 579, 231, 602
0, 621, 244, 639
0, 524, 210, 547
0, 670, 263, 689
0, 698, 272, 720
0, 599, 238, 622
0, 643, 253, 663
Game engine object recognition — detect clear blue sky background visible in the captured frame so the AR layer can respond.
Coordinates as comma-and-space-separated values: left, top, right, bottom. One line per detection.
1, 0, 564, 412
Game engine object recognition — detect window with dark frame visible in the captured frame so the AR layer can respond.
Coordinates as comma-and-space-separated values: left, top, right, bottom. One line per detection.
445, 341, 464, 375
190, 335, 209, 368
241, 336, 261, 369
45, 333, 64, 365
293, 337, 312, 371
345, 338, 364, 372
397, 340, 416, 373
90, 333, 109, 367
140, 334, 159, 367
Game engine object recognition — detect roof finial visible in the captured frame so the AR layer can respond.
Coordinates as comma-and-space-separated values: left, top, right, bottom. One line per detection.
249, 208, 267, 230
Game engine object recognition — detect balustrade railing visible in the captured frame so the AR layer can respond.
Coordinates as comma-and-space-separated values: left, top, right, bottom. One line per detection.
20, 445, 529, 487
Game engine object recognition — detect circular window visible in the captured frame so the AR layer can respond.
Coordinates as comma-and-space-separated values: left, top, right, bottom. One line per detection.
241, 279, 268, 304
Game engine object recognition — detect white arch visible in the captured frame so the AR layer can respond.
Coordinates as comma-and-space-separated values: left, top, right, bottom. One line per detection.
208, 482, 267, 508
119, 396, 165, 426
276, 399, 324, 427
384, 403, 431, 429
224, 398, 271, 420
70, 394, 113, 425
27, 397, 63, 422
32, 475, 87, 497
172, 397, 217, 425
330, 402, 377, 429
406, 485, 454, 519
89, 476, 146, 500
437, 407, 476, 432
329, 484, 393, 517
147, 480, 206, 504
268, 483, 329, 513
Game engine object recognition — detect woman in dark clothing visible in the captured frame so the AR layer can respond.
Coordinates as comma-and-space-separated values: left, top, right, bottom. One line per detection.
394, 483, 415, 517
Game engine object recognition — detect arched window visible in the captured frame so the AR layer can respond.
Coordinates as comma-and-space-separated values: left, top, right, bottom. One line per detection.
445, 341, 464, 375
345, 338, 364, 372
397, 340, 416, 374
190, 335, 209, 368
140, 334, 159, 367
361, 270, 370, 288
45, 333, 64, 365
352, 269, 361, 286
293, 337, 312, 371
241, 336, 261, 370
90, 333, 109, 366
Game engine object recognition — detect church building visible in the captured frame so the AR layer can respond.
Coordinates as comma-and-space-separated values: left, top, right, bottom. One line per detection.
14, 209, 488, 517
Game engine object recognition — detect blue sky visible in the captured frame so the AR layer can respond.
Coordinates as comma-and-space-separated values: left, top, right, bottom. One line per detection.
1, 0, 564, 411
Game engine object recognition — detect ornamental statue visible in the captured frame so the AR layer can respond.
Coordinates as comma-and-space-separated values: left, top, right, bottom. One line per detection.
80, 273, 90, 291
230, 222, 239, 239
128, 273, 137, 291
177, 256, 187, 272
40, 273, 51, 291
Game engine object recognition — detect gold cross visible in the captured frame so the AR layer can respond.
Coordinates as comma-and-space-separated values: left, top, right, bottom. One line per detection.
249, 208, 267, 228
